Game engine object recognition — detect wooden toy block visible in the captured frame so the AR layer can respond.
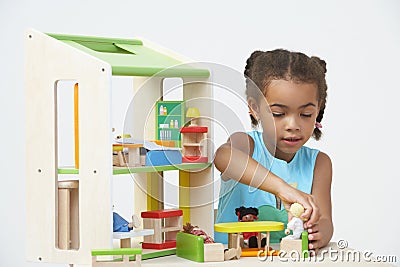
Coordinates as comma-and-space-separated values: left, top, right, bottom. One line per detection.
91, 248, 142, 267
280, 239, 302, 257
280, 231, 309, 258
203, 243, 224, 262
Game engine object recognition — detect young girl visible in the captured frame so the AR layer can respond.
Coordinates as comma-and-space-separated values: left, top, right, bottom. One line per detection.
214, 49, 333, 253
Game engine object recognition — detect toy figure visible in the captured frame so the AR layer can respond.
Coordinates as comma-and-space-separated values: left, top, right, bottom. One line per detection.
183, 223, 241, 260
283, 203, 305, 240
113, 212, 141, 232
235, 206, 266, 248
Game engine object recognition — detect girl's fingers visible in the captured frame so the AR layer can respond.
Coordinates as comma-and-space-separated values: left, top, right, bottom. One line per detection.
298, 196, 313, 222
306, 197, 320, 226
309, 239, 322, 250
308, 231, 320, 241
307, 225, 319, 233
300, 206, 312, 221
281, 190, 320, 226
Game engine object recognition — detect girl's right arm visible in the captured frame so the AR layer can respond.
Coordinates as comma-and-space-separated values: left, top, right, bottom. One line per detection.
214, 132, 320, 225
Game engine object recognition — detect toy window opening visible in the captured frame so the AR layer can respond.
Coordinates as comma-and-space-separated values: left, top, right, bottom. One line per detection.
55, 80, 80, 250
162, 78, 183, 101
162, 78, 183, 209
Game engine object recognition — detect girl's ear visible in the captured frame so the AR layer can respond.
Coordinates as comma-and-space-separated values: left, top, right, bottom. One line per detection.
248, 97, 260, 120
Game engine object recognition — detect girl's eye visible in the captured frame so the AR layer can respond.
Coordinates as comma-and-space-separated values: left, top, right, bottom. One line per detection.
301, 113, 312, 118
272, 113, 284, 117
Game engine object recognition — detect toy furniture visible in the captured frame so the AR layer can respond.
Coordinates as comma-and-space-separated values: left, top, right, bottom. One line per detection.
113, 144, 129, 167
26, 29, 213, 266
176, 232, 225, 262
123, 144, 144, 167
280, 231, 309, 258
114, 142, 182, 167
156, 101, 184, 146
141, 209, 183, 249
91, 248, 142, 267
214, 221, 284, 253
145, 150, 182, 166
180, 126, 208, 163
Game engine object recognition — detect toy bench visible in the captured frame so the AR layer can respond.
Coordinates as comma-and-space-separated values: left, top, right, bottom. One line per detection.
91, 248, 142, 267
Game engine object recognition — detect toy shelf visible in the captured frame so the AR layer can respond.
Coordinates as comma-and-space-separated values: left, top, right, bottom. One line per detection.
156, 101, 185, 146
58, 163, 212, 175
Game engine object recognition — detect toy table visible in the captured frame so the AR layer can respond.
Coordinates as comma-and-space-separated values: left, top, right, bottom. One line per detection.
214, 221, 284, 252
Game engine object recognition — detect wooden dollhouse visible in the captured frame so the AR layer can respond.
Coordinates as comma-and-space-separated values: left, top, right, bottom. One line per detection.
25, 29, 213, 265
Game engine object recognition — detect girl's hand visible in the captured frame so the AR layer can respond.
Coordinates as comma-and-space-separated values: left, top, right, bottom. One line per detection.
277, 184, 320, 227
307, 223, 322, 254
305, 217, 333, 254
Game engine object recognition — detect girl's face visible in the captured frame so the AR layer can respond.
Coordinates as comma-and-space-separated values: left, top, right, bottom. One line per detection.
250, 79, 319, 162
241, 214, 257, 222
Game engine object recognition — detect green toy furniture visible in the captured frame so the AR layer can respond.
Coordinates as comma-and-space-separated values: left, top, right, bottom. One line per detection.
176, 232, 225, 262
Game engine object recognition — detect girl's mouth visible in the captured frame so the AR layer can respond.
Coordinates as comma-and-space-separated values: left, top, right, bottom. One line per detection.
282, 137, 302, 146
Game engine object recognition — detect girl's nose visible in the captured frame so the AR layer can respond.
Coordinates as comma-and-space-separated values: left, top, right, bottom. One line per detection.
285, 116, 300, 131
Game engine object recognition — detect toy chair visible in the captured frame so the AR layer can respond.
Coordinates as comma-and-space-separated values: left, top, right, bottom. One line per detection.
141, 209, 183, 249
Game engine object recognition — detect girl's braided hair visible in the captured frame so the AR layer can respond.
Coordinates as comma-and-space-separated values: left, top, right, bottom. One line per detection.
244, 49, 327, 140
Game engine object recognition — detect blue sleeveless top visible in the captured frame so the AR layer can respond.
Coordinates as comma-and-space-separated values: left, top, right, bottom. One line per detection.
214, 131, 319, 243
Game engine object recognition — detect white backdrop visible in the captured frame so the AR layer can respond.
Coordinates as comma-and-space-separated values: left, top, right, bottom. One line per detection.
1, 0, 399, 266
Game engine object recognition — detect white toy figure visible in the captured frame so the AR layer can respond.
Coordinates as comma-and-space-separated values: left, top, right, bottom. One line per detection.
283, 203, 305, 240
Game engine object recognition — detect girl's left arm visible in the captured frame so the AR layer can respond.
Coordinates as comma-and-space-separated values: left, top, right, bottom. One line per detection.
308, 151, 334, 251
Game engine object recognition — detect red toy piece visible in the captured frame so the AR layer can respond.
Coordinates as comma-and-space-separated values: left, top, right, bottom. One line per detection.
141, 209, 183, 249
141, 209, 183, 219
180, 126, 208, 163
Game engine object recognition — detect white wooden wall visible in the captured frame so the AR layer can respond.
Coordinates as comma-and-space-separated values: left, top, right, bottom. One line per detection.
25, 29, 113, 265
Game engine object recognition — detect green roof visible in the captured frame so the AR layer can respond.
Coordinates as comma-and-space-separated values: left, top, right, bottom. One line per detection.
47, 33, 210, 78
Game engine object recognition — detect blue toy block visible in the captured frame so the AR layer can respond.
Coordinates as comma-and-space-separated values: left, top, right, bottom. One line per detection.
145, 150, 182, 166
